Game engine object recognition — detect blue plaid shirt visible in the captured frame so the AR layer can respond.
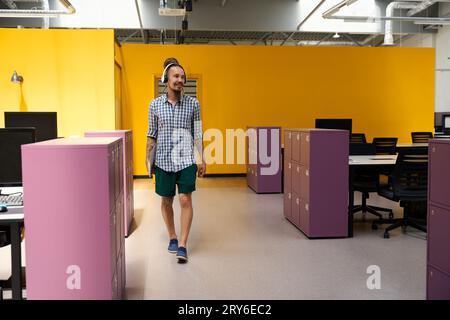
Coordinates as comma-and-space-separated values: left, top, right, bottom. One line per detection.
148, 94, 202, 172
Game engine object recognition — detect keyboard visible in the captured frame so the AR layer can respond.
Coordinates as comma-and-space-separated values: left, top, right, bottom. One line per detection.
0, 195, 23, 206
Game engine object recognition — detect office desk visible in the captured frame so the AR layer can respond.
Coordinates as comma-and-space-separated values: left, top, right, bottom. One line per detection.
397, 143, 428, 149
0, 207, 24, 300
348, 155, 397, 237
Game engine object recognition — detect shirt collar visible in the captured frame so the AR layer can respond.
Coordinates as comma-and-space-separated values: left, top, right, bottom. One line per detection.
163, 92, 185, 104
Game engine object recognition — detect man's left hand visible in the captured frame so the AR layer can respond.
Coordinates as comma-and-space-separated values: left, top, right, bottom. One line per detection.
198, 161, 206, 178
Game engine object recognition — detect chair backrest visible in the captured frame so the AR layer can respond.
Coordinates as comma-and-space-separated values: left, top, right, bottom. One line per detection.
349, 142, 375, 155
411, 131, 433, 143
350, 133, 366, 144
372, 137, 398, 155
391, 147, 428, 200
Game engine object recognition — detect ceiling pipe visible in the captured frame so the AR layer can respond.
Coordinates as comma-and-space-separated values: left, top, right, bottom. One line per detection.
323, 0, 450, 26
384, 2, 418, 46
42, 0, 50, 29
407, 0, 437, 16
134, 0, 146, 44
0, 0, 75, 17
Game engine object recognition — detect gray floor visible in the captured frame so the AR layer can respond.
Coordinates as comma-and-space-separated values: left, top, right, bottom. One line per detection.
0, 177, 427, 299
125, 177, 426, 300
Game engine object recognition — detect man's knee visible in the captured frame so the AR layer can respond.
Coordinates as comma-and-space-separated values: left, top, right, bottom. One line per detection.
179, 194, 192, 209
161, 196, 174, 210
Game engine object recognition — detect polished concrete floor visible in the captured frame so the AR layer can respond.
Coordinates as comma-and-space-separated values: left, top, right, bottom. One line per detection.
0, 177, 427, 299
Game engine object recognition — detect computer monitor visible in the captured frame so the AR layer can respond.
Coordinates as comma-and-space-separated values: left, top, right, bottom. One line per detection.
0, 128, 36, 187
4, 112, 57, 142
444, 115, 450, 135
315, 118, 352, 135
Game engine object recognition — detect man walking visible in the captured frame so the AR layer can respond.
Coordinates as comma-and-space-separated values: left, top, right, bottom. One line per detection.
146, 57, 205, 263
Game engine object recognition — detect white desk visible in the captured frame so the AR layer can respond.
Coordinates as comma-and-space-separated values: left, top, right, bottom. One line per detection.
347, 155, 397, 237
0, 207, 24, 221
349, 155, 397, 166
0, 186, 24, 300
397, 143, 428, 148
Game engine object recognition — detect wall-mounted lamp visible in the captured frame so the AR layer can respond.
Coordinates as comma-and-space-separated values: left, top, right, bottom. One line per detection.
11, 70, 23, 84
332, 33, 341, 39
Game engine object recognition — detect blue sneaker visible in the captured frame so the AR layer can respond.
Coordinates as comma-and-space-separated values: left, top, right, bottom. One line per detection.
176, 247, 188, 262
168, 239, 178, 253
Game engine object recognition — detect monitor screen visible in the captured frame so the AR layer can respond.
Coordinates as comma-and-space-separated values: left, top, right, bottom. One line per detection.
444, 115, 450, 134
0, 128, 36, 187
444, 115, 450, 128
315, 118, 352, 134
4, 112, 57, 142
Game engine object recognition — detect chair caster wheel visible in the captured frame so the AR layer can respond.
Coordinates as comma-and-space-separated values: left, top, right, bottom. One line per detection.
372, 224, 378, 230
384, 232, 390, 239
389, 213, 394, 219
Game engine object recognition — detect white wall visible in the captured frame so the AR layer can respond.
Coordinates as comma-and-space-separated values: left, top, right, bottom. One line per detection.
435, 26, 450, 112
401, 24, 450, 113
398, 33, 435, 48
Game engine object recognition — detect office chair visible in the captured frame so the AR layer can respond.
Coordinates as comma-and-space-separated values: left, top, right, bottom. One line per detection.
372, 137, 398, 155
350, 143, 394, 220
411, 132, 433, 143
350, 133, 366, 144
372, 147, 428, 238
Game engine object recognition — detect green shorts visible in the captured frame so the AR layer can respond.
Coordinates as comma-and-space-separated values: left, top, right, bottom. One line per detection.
155, 164, 197, 197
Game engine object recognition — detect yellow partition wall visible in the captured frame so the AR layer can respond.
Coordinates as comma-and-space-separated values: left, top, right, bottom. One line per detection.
0, 28, 115, 136
120, 45, 434, 175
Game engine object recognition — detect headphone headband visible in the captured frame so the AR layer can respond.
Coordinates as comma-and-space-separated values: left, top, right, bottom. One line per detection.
162, 63, 186, 84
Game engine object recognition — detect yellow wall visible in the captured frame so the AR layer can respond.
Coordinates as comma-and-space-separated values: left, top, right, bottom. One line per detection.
120, 45, 435, 175
0, 28, 115, 137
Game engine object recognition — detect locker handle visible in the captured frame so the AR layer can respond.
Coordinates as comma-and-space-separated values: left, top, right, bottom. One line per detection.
296, 166, 300, 173
432, 147, 435, 153
288, 193, 291, 199
305, 203, 309, 211
431, 210, 434, 216
296, 198, 299, 205
297, 134, 300, 140
288, 163, 291, 169
288, 132, 291, 139
305, 170, 309, 176
306, 135, 310, 142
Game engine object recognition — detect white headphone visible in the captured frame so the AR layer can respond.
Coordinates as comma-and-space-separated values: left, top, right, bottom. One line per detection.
162, 63, 187, 84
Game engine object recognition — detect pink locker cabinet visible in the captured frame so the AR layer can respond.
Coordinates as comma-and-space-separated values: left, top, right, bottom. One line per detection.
22, 137, 125, 300
283, 129, 348, 238
246, 126, 282, 193
427, 139, 450, 299
85, 130, 134, 238
284, 130, 292, 220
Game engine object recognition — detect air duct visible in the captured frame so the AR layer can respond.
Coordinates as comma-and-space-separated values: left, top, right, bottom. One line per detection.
0, 0, 75, 18
384, 2, 418, 46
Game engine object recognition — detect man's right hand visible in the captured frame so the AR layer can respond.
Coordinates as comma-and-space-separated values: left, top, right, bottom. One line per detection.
146, 137, 157, 178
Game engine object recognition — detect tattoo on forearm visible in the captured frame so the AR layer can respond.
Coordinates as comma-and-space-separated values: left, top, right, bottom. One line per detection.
146, 138, 156, 156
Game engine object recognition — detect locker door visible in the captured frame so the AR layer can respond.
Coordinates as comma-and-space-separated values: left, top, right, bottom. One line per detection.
292, 131, 301, 163
284, 190, 292, 220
